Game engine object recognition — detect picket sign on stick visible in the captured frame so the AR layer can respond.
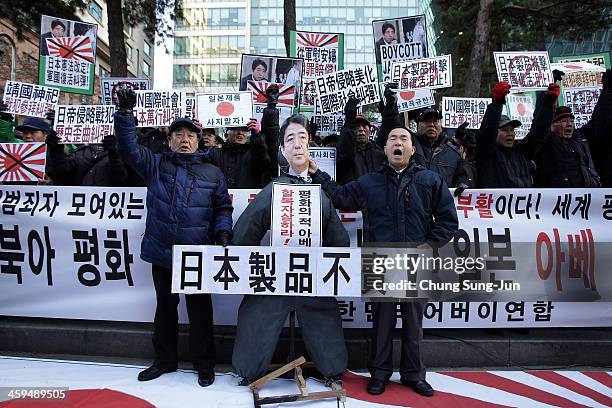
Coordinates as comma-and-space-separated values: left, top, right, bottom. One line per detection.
494, 51, 554, 91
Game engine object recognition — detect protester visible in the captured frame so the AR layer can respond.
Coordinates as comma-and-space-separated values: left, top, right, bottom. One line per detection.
309, 125, 458, 397
382, 84, 468, 195
322, 134, 339, 147
113, 87, 233, 387
138, 126, 170, 154
198, 128, 222, 151
0, 100, 21, 143
579, 69, 612, 186
206, 116, 272, 189
476, 81, 555, 188
336, 96, 385, 184
231, 114, 349, 388
451, 122, 478, 187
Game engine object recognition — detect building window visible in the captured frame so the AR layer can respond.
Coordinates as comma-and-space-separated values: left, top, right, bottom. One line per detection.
99, 66, 110, 78
143, 60, 150, 77
144, 41, 151, 56
89, 1, 103, 22
126, 44, 133, 61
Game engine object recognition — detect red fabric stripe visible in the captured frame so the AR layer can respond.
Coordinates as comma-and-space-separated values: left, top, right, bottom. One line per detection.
0, 389, 154, 408
343, 371, 511, 408
441, 371, 587, 408
582, 371, 612, 389
529, 371, 612, 407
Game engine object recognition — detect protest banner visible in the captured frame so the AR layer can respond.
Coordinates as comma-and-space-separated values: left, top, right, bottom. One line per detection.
134, 90, 186, 127
253, 104, 292, 128
53, 105, 115, 144
184, 97, 196, 120
290, 30, 344, 109
563, 87, 603, 129
195, 92, 253, 129
247, 81, 295, 107
391, 54, 452, 90
100, 78, 150, 106
552, 52, 611, 89
396, 88, 435, 113
441, 97, 492, 129
315, 65, 380, 115
240, 54, 304, 107
171, 245, 361, 297
1, 185, 612, 327
506, 92, 535, 140
0, 143, 46, 183
2, 81, 60, 118
309, 147, 336, 180
372, 15, 428, 83
494, 51, 554, 91
312, 113, 344, 133
39, 15, 97, 95
271, 183, 322, 247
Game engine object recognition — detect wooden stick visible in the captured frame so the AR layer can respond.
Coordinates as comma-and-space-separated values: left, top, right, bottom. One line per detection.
249, 356, 306, 390
294, 366, 307, 396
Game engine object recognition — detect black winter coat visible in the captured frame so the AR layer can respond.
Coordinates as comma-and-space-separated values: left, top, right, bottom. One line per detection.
46, 144, 128, 186
312, 162, 458, 245
580, 86, 612, 185
412, 133, 467, 188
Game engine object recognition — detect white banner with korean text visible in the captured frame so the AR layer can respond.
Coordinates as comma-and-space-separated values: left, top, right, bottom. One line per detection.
0, 185, 611, 328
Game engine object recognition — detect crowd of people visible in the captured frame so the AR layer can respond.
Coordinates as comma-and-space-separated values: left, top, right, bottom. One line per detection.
1, 66, 611, 398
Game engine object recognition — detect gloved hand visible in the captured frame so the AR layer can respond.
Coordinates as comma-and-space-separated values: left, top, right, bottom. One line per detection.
45, 131, 60, 146
192, 118, 203, 130
215, 230, 231, 247
384, 82, 399, 102
102, 134, 118, 153
116, 87, 137, 112
603, 69, 612, 91
246, 117, 261, 135
308, 116, 319, 141
344, 96, 360, 122
552, 69, 565, 83
266, 84, 280, 107
492, 81, 511, 103
454, 121, 470, 142
453, 183, 469, 197
0, 99, 13, 121
544, 83, 561, 108
45, 109, 55, 127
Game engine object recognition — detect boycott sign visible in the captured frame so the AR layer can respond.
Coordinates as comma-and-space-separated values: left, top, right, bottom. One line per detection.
134, 90, 186, 127
506, 93, 535, 140
441, 97, 492, 129
101, 78, 150, 106
1, 185, 612, 327
271, 183, 322, 248
494, 51, 554, 91
0, 143, 47, 183
553, 52, 610, 89
253, 104, 292, 129
39, 15, 97, 95
54, 105, 115, 143
391, 54, 452, 90
395, 88, 435, 112
563, 87, 602, 129
2, 81, 60, 118
290, 31, 344, 109
315, 65, 380, 115
195, 92, 253, 128
172, 245, 361, 297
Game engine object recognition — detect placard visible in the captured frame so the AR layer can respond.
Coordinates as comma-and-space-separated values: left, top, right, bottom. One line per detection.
391, 55, 453, 90
271, 183, 322, 247
53, 105, 115, 143
315, 65, 380, 115
134, 90, 186, 127
0, 143, 46, 183
195, 92, 253, 128
2, 81, 60, 118
100, 78, 150, 106
441, 97, 492, 129
494, 51, 554, 91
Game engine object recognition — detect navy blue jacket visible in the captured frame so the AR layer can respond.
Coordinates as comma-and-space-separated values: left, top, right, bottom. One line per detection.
311, 162, 458, 245
114, 112, 233, 269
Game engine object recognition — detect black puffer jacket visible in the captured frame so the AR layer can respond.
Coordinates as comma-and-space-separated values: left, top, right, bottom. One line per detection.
582, 79, 612, 186
412, 133, 467, 188
336, 114, 386, 184
476, 101, 548, 188
47, 144, 128, 186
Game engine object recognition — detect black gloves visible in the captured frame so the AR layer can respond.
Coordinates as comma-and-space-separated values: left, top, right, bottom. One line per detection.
117, 87, 137, 112
102, 134, 118, 154
215, 230, 231, 247
344, 96, 360, 123
453, 183, 469, 197
603, 69, 611, 92
552, 69, 565, 83
454, 121, 470, 142
384, 82, 398, 103
0, 99, 13, 121
308, 116, 319, 142
266, 84, 280, 107
45, 109, 56, 127
45, 131, 60, 146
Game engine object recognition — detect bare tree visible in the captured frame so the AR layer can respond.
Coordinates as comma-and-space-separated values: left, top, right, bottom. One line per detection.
465, 0, 493, 96
283, 0, 296, 57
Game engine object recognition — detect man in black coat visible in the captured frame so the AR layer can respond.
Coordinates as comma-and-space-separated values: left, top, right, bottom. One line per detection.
336, 97, 386, 184
380, 84, 468, 195
476, 81, 556, 188
585, 69, 612, 186
309, 126, 458, 397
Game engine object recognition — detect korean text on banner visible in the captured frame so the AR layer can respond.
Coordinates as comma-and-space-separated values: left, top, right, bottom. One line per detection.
271, 183, 322, 247
195, 92, 253, 129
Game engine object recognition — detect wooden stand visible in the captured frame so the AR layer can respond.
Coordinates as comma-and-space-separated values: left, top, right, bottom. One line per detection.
248, 311, 346, 407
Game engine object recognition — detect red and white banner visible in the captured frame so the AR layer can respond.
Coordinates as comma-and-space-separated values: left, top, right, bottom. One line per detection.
0, 143, 46, 183
247, 81, 295, 107
45, 36, 95, 63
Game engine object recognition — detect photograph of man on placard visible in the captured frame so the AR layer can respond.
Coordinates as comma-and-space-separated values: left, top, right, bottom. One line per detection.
40, 16, 69, 56
239, 55, 273, 91
373, 20, 399, 65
